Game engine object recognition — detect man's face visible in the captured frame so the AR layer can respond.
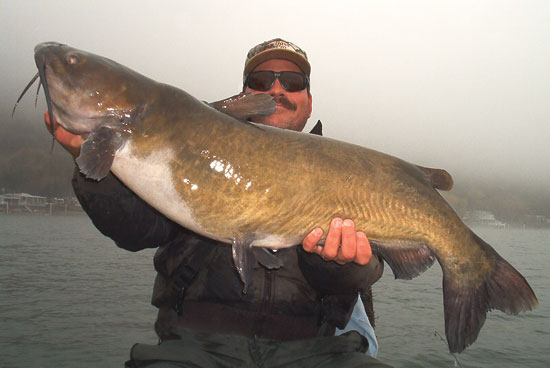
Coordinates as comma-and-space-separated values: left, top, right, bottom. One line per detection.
244, 59, 312, 132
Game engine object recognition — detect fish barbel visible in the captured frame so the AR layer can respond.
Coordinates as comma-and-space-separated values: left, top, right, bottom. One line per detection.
19, 42, 538, 353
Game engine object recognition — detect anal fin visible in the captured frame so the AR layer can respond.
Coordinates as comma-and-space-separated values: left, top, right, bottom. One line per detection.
370, 240, 435, 280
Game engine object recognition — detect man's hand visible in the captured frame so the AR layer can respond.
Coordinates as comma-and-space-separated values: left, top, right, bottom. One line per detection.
302, 218, 372, 266
44, 111, 83, 159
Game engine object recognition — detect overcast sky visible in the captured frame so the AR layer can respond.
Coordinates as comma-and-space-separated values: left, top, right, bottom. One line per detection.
2, 0, 549, 190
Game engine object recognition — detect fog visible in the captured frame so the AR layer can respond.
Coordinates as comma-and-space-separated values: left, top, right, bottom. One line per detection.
2, 0, 549, 195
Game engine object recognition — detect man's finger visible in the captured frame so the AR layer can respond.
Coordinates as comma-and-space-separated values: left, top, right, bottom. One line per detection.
355, 232, 372, 265
322, 218, 342, 260
44, 111, 53, 133
302, 228, 323, 253
338, 219, 357, 262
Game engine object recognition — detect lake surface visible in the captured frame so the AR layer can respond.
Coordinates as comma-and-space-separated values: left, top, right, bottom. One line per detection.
1, 214, 548, 367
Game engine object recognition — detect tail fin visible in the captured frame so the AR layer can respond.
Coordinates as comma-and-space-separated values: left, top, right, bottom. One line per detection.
443, 232, 538, 353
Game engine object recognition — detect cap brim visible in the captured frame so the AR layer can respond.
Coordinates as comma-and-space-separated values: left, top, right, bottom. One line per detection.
244, 49, 311, 77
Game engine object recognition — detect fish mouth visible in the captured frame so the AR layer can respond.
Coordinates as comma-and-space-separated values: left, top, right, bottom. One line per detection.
12, 42, 66, 126
13, 42, 100, 135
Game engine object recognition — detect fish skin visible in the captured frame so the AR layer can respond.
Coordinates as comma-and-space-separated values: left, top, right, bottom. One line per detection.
30, 42, 538, 353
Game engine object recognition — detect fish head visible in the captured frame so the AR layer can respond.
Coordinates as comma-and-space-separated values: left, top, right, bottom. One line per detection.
34, 42, 151, 135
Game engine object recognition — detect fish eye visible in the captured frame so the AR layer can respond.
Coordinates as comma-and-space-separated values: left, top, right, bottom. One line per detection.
66, 54, 80, 64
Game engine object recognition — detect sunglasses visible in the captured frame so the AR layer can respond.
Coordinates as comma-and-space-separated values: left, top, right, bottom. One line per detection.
245, 71, 309, 92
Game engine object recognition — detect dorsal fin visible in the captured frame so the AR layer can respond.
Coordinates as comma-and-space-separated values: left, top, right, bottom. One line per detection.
209, 92, 276, 121
416, 165, 454, 191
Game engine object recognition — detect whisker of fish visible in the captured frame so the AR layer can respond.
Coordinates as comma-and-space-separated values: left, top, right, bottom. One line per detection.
35, 80, 42, 107
12, 72, 40, 118
36, 63, 55, 133
13, 66, 57, 152
36, 64, 59, 151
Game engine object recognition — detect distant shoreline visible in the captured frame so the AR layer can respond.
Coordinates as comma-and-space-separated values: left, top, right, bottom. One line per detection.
0, 203, 84, 216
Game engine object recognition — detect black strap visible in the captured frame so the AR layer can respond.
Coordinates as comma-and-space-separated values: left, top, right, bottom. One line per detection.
309, 120, 323, 136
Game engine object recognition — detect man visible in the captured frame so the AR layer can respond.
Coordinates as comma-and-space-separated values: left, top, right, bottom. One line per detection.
45, 38, 390, 367
241, 39, 380, 356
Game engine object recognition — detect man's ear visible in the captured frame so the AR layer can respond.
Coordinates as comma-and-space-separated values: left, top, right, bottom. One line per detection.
308, 92, 312, 118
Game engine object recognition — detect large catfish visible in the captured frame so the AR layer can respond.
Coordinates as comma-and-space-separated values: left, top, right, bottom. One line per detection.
19, 42, 537, 353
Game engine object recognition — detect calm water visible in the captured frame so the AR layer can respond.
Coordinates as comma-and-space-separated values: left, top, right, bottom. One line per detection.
1, 214, 548, 367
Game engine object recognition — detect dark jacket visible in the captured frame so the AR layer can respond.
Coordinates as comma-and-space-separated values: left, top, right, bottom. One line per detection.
72, 160, 383, 341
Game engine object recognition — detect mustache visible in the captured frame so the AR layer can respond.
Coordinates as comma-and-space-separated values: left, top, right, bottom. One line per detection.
273, 96, 297, 111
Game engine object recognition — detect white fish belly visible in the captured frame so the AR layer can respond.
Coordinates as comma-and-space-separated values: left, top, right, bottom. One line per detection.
110, 142, 225, 242
111, 142, 303, 249
250, 234, 304, 249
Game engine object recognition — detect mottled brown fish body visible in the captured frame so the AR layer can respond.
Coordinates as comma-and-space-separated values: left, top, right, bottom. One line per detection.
118, 85, 538, 353
31, 42, 538, 354
126, 87, 449, 241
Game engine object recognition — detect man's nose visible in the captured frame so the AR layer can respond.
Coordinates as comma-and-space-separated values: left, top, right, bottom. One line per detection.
268, 77, 285, 94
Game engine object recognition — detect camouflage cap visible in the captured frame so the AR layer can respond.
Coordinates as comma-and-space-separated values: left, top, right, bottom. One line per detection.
243, 38, 310, 80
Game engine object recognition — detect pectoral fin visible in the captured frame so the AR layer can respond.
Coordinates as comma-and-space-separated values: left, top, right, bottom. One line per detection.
76, 126, 123, 180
